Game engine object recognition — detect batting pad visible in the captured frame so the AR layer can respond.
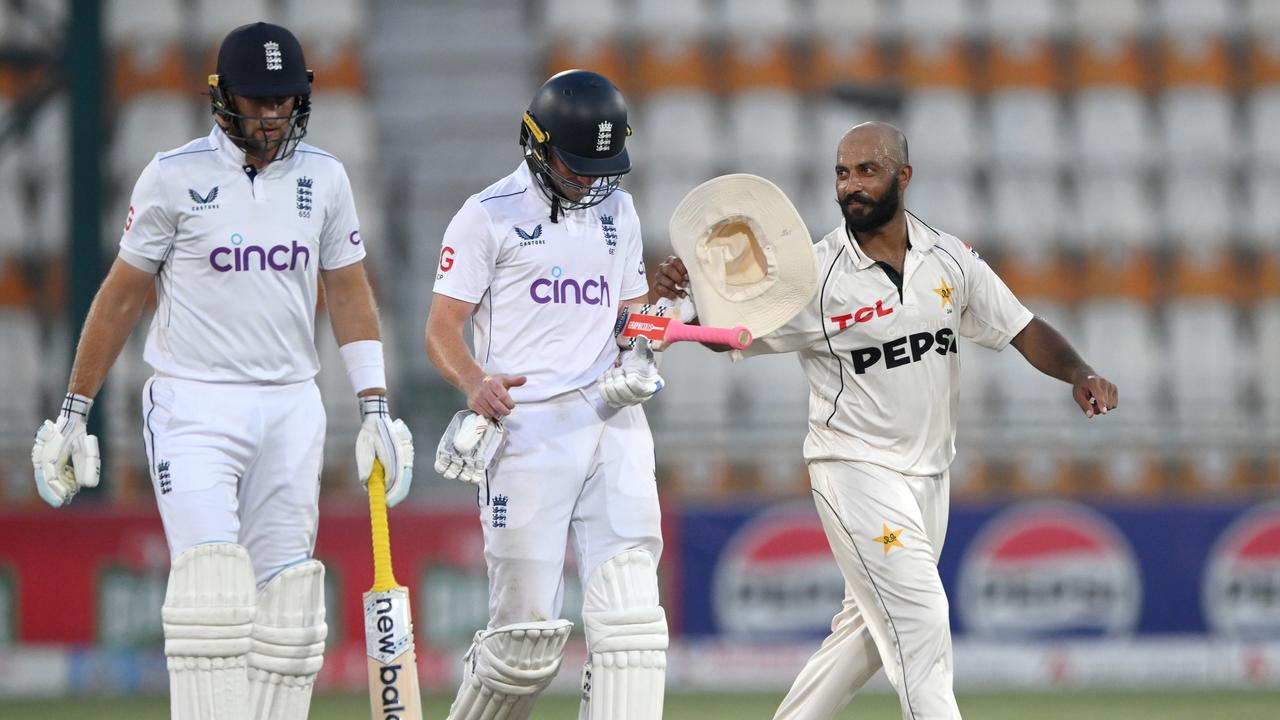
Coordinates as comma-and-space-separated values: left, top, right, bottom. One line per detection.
447, 619, 573, 720
247, 560, 327, 720
579, 549, 668, 720
162, 542, 256, 720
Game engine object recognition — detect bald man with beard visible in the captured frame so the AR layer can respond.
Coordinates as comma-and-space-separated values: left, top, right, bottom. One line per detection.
653, 122, 1117, 719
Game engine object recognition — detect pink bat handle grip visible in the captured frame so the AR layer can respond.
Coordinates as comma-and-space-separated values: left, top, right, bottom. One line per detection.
665, 321, 753, 349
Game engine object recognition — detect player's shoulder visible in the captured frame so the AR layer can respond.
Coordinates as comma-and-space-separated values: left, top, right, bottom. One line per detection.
154, 135, 217, 166
468, 168, 534, 222
291, 142, 347, 180
908, 212, 981, 265
813, 225, 846, 264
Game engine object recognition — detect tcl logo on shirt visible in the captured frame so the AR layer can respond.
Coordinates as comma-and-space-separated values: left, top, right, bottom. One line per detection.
829, 299, 893, 331
850, 327, 957, 374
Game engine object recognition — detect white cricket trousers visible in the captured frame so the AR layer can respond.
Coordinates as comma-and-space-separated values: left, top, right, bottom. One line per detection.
142, 376, 326, 587
775, 460, 960, 720
479, 388, 662, 628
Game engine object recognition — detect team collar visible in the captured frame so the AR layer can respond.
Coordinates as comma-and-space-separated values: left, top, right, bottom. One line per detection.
209, 125, 294, 176
841, 212, 937, 270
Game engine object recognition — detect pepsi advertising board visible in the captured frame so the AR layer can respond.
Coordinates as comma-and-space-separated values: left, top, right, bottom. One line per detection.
678, 499, 1280, 639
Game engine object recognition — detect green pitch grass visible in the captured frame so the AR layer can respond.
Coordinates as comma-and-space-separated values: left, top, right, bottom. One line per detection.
2, 691, 1280, 719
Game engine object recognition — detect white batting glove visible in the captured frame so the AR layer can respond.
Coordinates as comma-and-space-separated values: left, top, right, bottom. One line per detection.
356, 396, 415, 507
434, 410, 507, 485
32, 393, 101, 508
596, 335, 664, 408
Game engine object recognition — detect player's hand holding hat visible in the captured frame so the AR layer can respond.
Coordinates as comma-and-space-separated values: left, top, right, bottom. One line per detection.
668, 174, 818, 338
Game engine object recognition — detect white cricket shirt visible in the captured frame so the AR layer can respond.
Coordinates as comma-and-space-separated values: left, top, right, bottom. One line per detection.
433, 163, 649, 402
740, 212, 1033, 475
118, 126, 365, 384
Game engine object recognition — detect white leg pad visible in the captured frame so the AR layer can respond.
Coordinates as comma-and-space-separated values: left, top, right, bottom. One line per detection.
579, 549, 668, 720
247, 560, 327, 720
447, 619, 573, 720
163, 542, 256, 720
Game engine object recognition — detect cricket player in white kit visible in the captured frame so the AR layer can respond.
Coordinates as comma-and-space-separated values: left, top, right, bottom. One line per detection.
655, 122, 1118, 720
29, 23, 414, 720
427, 70, 667, 720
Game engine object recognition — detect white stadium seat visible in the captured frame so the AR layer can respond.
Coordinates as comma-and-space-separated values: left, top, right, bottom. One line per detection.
1158, 88, 1236, 169
898, 0, 970, 40
809, 0, 886, 40
903, 170, 983, 242
984, 0, 1061, 38
1243, 0, 1280, 36
0, 310, 41, 464
105, 0, 181, 50
989, 90, 1065, 169
902, 90, 979, 170
192, 0, 276, 48
302, 92, 376, 172
1155, 0, 1235, 36
722, 0, 797, 39
111, 94, 201, 187
1166, 300, 1241, 430
1159, 166, 1234, 251
726, 90, 805, 179
1071, 88, 1155, 170
1255, 301, 1280, 431
634, 0, 708, 39
1072, 169, 1158, 253
281, 0, 368, 47
1246, 89, 1280, 167
639, 91, 720, 175
989, 170, 1063, 257
1070, 0, 1149, 38
1244, 165, 1280, 251
0, 152, 29, 258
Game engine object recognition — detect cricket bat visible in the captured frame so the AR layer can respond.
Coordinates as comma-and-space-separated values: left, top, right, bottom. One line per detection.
365, 460, 423, 720
614, 303, 753, 350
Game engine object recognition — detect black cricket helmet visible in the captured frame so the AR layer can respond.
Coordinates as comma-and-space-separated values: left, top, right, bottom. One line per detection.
520, 69, 632, 212
208, 22, 313, 163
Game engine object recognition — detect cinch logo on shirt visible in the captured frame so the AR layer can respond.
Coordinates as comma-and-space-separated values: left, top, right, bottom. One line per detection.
829, 299, 893, 330
209, 232, 311, 273
850, 327, 957, 374
529, 266, 611, 306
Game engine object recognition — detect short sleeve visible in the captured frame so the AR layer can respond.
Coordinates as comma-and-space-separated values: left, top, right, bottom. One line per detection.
319, 165, 366, 270
956, 243, 1034, 350
118, 156, 176, 264
433, 196, 497, 304
620, 196, 649, 301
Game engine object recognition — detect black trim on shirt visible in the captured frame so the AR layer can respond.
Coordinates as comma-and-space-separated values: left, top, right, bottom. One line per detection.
480, 189, 527, 204
875, 261, 905, 303
819, 245, 848, 428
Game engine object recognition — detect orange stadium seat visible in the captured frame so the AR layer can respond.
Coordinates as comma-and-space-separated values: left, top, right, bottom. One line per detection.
306, 43, 367, 93
111, 45, 190, 103
544, 38, 629, 93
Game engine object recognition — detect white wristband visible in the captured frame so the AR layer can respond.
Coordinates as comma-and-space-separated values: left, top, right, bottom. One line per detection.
339, 340, 387, 395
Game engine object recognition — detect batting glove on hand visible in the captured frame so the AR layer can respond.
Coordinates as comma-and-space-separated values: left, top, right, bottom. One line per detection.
596, 336, 664, 408
32, 393, 100, 508
356, 396, 415, 507
434, 410, 507, 485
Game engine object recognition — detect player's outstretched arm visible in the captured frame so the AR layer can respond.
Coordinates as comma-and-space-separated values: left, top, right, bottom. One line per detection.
425, 292, 525, 420
32, 257, 155, 507
322, 261, 416, 506
1009, 316, 1119, 419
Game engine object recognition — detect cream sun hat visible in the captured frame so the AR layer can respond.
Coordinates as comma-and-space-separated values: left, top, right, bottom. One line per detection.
669, 174, 818, 338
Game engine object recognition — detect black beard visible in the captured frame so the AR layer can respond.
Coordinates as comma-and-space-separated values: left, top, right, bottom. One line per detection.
840, 186, 900, 233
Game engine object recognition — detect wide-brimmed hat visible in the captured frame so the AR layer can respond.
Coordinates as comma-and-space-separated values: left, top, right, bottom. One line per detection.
669, 174, 817, 338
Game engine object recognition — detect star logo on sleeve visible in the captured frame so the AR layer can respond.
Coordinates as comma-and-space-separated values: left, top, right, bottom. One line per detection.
875, 523, 906, 556
933, 278, 955, 309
